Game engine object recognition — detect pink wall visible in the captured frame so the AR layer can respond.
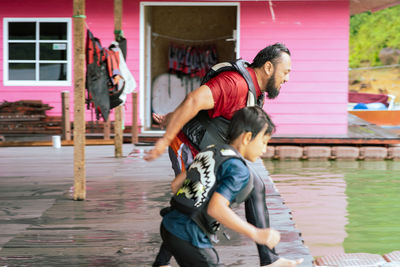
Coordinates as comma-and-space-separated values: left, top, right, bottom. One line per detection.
0, 0, 73, 116
240, 1, 349, 136
0, 0, 140, 125
85, 0, 140, 124
1, 0, 349, 136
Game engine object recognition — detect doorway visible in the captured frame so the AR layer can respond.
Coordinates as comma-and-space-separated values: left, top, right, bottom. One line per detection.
140, 2, 239, 132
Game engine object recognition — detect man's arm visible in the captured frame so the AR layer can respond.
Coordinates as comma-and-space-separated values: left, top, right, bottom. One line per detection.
207, 192, 280, 249
144, 85, 214, 161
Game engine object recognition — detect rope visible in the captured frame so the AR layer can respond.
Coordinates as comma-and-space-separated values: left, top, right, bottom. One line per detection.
72, 15, 86, 18
152, 32, 231, 43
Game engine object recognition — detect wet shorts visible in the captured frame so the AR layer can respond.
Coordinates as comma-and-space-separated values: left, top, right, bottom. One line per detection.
168, 136, 194, 176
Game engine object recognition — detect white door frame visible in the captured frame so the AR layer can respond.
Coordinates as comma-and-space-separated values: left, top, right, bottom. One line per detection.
139, 1, 240, 134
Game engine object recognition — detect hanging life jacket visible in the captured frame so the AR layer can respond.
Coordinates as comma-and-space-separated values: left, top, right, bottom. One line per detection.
86, 29, 111, 121
182, 59, 265, 152
170, 144, 254, 239
86, 29, 126, 121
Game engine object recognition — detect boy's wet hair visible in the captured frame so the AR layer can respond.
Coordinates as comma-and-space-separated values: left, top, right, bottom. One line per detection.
227, 106, 276, 143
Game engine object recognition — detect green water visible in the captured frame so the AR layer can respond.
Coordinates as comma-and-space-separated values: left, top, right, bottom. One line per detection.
264, 160, 400, 256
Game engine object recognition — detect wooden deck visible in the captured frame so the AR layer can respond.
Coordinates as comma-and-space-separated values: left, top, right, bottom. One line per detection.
315, 252, 400, 266
139, 114, 400, 146
1, 114, 399, 147
0, 145, 313, 266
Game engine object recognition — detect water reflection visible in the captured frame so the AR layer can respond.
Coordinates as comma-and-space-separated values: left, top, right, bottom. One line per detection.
343, 161, 400, 255
264, 160, 400, 258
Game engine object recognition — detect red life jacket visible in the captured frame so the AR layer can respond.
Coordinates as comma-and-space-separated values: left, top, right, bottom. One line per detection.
85, 29, 124, 121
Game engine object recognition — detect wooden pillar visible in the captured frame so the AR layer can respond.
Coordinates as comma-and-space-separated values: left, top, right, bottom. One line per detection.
61, 91, 71, 141
73, 0, 86, 200
114, 109, 123, 157
131, 92, 138, 144
114, 0, 123, 158
104, 119, 111, 140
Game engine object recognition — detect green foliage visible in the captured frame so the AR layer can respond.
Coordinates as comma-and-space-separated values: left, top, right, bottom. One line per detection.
350, 5, 400, 68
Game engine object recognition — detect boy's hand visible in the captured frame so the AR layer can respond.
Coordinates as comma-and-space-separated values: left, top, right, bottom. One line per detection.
152, 113, 167, 129
254, 228, 280, 249
144, 137, 169, 161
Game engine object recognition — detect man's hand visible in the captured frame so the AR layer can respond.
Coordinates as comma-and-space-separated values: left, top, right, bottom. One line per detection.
144, 137, 170, 161
253, 228, 280, 249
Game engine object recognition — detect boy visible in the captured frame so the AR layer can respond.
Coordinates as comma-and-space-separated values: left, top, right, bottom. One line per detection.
159, 106, 303, 266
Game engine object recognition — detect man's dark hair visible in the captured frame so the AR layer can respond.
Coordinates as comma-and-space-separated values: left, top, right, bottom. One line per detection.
250, 43, 291, 68
227, 106, 276, 143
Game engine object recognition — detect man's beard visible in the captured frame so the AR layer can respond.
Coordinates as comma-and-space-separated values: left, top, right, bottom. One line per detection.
265, 74, 280, 99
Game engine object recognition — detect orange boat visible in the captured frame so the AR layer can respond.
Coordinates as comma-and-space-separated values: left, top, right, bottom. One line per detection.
348, 92, 400, 135
349, 110, 400, 126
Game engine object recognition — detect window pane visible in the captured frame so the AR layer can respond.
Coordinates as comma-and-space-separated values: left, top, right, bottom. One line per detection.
9, 63, 35, 80
40, 43, 67, 60
40, 22, 67, 40
39, 63, 67, 81
9, 22, 36, 40
9, 43, 35, 60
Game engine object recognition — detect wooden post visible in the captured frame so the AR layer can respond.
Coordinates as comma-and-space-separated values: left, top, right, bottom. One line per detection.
114, 0, 123, 158
61, 91, 71, 141
131, 92, 138, 144
104, 119, 111, 140
73, 0, 86, 200
114, 108, 123, 157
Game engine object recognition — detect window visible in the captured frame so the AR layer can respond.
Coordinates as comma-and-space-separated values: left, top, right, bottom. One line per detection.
3, 18, 71, 86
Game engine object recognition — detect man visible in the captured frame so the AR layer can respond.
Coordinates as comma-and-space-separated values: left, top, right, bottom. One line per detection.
145, 43, 291, 166
146, 43, 295, 267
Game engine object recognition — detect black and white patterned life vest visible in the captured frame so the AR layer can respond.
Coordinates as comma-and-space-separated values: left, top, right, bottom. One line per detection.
170, 144, 254, 237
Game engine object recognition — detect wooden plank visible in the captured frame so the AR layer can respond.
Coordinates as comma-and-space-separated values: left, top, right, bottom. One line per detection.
103, 120, 111, 140
114, 108, 123, 157
129, 112, 400, 145
315, 253, 386, 266
73, 0, 86, 201
114, 0, 123, 158
0, 139, 114, 147
0, 148, 313, 266
348, 114, 400, 139
131, 92, 138, 144
269, 138, 400, 145
61, 91, 71, 141
383, 251, 400, 263
132, 135, 400, 146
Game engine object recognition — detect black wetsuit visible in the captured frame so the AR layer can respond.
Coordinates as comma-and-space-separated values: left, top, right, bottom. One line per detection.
153, 161, 279, 266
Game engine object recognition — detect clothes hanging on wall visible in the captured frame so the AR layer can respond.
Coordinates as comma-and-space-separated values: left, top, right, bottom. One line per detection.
110, 41, 136, 106
85, 29, 136, 121
168, 43, 218, 78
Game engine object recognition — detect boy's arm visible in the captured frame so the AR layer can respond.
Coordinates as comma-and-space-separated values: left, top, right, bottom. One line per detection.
171, 171, 186, 194
207, 192, 280, 249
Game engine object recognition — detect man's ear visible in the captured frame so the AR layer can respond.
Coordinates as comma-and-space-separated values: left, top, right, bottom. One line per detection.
264, 61, 274, 77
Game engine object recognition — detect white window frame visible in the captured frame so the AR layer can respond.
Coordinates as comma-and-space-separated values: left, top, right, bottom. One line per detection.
3, 18, 72, 86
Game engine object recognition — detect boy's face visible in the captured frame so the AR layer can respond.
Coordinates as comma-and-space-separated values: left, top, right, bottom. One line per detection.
243, 128, 271, 162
